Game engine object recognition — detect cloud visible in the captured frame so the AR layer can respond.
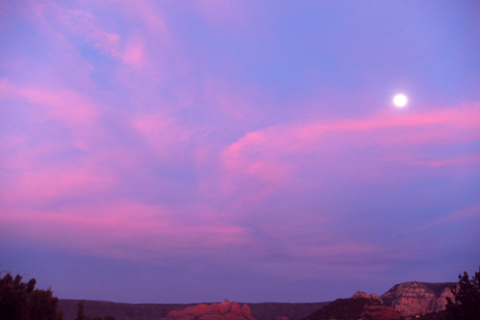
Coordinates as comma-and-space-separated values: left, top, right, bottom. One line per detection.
0, 131, 115, 204
0, 80, 116, 203
55, 7, 122, 58
221, 103, 480, 190
415, 204, 480, 231
0, 80, 100, 151
408, 154, 480, 168
107, 0, 170, 35
131, 110, 193, 162
0, 201, 252, 262
30, 0, 172, 74
0, 80, 98, 126
0, 166, 112, 202
122, 41, 146, 68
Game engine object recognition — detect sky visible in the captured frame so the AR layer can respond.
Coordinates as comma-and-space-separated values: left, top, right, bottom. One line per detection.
1, 0, 480, 304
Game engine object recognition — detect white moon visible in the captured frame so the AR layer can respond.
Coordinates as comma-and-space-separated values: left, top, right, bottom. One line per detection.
393, 94, 408, 107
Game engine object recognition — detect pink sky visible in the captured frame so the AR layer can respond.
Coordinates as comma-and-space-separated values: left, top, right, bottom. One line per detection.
1, 0, 479, 303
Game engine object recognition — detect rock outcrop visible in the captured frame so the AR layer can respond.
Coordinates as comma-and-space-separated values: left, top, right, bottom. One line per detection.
381, 281, 455, 316
352, 291, 382, 301
162, 300, 255, 320
301, 297, 403, 320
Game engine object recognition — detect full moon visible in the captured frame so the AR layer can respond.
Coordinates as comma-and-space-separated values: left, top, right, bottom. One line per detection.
393, 94, 408, 107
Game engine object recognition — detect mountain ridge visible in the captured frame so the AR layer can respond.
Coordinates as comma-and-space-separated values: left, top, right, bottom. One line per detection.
58, 300, 329, 320
58, 281, 456, 320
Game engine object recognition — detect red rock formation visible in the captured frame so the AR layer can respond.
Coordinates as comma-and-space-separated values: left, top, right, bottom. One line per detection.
162, 300, 255, 320
351, 291, 382, 301
381, 281, 455, 316
240, 303, 252, 318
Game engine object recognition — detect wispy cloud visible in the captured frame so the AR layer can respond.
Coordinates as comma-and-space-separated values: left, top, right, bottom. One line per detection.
0, 202, 251, 262
415, 205, 480, 231
221, 103, 480, 196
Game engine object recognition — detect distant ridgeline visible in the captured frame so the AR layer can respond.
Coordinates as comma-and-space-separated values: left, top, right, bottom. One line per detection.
58, 281, 456, 320
58, 300, 328, 320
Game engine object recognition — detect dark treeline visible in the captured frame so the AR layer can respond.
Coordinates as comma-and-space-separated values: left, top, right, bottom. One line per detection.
0, 272, 114, 320
0, 273, 62, 320
446, 266, 480, 320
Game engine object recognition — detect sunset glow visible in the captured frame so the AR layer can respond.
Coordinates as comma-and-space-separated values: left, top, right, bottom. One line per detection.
1, 0, 479, 304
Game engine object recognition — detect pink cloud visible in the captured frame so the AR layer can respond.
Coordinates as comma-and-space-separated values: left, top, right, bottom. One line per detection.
0, 80, 98, 128
221, 103, 480, 188
131, 111, 193, 162
55, 7, 122, 58
106, 0, 170, 36
0, 202, 252, 261
0, 131, 115, 203
1, 166, 113, 202
32, 1, 170, 74
0, 80, 102, 154
219, 129, 292, 200
122, 41, 146, 68
0, 80, 119, 203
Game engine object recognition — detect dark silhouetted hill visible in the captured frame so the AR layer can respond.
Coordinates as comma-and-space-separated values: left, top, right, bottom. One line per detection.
59, 300, 196, 320
248, 302, 328, 320
301, 297, 403, 320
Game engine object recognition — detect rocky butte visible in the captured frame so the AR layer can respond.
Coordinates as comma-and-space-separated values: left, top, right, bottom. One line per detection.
380, 281, 455, 316
161, 299, 254, 320
351, 291, 382, 301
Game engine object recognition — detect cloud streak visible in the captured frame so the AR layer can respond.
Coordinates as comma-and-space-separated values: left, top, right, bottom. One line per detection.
221, 103, 480, 195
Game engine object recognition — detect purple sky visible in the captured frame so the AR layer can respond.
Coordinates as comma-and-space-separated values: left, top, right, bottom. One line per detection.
1, 0, 479, 304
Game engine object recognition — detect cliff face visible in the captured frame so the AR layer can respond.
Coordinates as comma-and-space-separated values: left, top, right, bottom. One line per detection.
162, 300, 255, 320
381, 281, 455, 316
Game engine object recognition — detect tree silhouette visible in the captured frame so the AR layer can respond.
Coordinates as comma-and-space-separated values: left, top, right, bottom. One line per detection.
1, 272, 115, 320
75, 300, 115, 320
0, 272, 63, 320
75, 300, 87, 320
446, 266, 480, 320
